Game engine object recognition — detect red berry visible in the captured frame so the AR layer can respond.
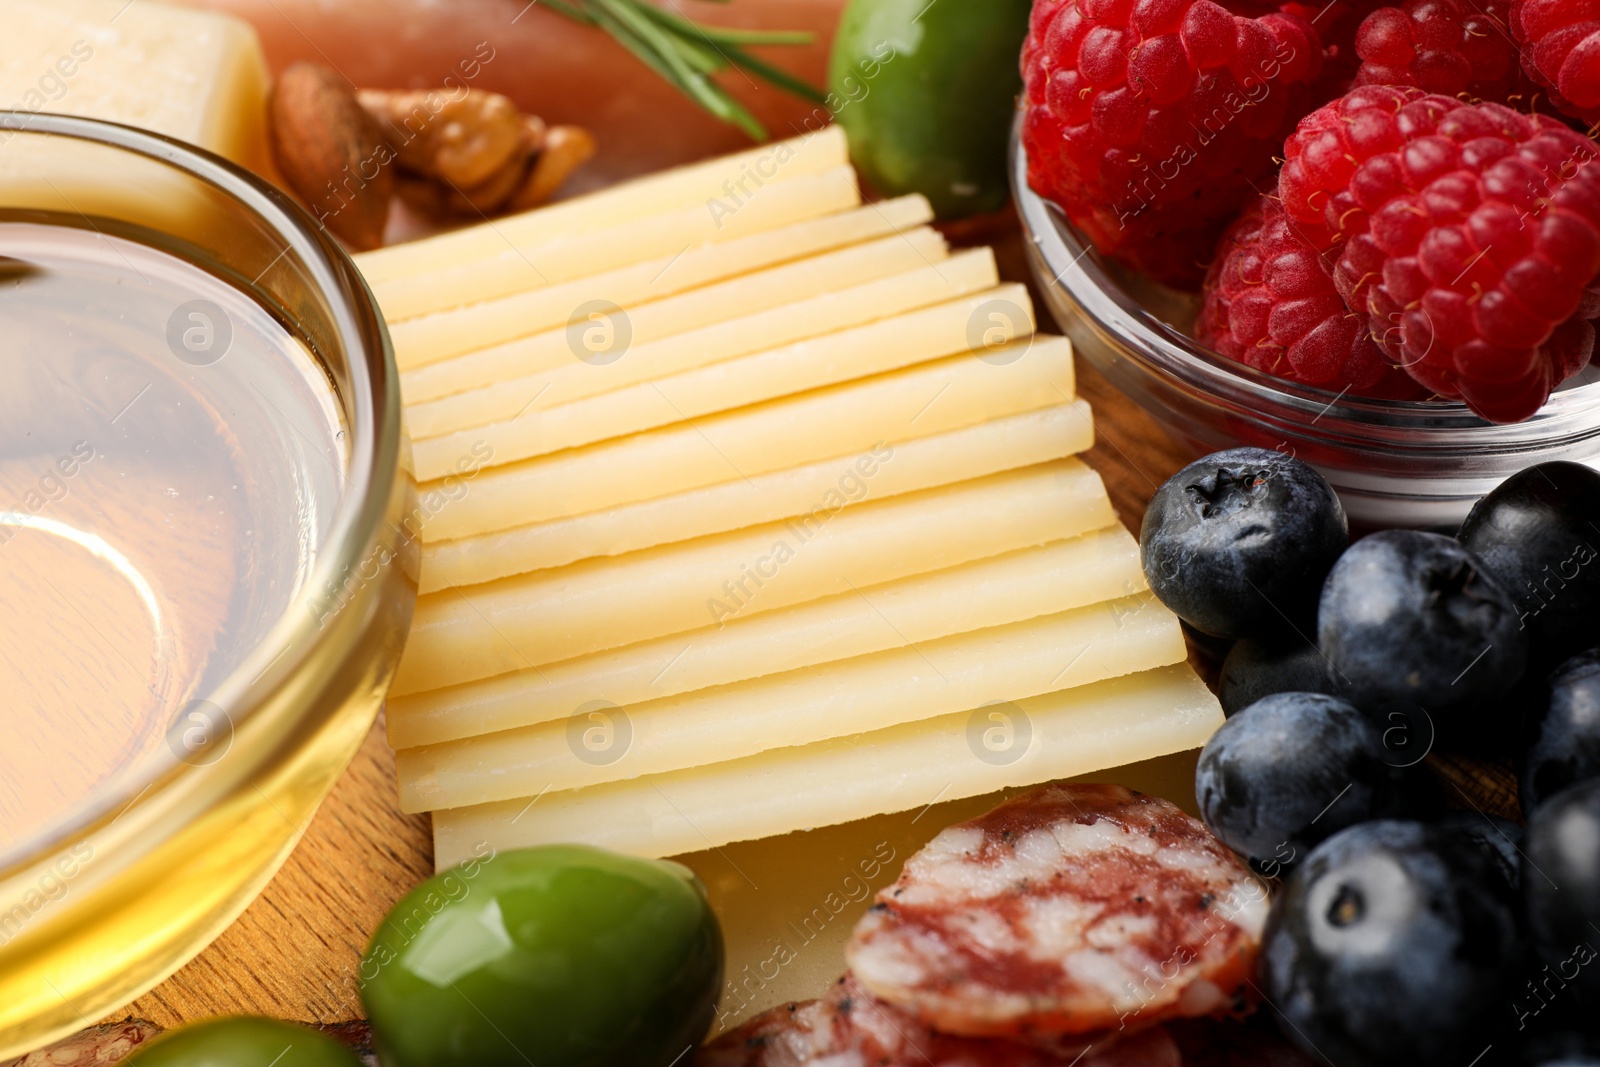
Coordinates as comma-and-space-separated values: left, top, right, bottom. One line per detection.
1196, 194, 1429, 397
1511, 0, 1600, 126
1021, 0, 1325, 288
1355, 0, 1543, 105
1278, 87, 1600, 420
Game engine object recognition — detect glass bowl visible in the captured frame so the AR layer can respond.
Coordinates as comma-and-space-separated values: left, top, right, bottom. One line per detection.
1012, 130, 1600, 529
0, 113, 416, 1056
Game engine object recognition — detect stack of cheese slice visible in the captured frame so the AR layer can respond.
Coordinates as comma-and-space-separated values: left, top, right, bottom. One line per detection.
356, 128, 1224, 871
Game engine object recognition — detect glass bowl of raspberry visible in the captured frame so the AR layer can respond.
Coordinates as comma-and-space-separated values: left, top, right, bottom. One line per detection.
1014, 133, 1600, 530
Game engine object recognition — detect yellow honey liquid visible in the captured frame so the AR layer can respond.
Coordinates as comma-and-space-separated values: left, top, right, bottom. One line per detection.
0, 214, 346, 858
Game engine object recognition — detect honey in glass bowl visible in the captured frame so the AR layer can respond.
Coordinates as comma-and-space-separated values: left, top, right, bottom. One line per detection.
0, 213, 345, 848
0, 114, 414, 1057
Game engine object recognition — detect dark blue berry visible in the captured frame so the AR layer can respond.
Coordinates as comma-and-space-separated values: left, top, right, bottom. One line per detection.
1196, 693, 1414, 874
1435, 812, 1524, 892
1459, 462, 1600, 671
1140, 448, 1347, 640
1318, 530, 1527, 727
1218, 637, 1345, 716
1524, 780, 1600, 1003
1521, 650, 1600, 811
1517, 1031, 1600, 1067
1262, 820, 1520, 1067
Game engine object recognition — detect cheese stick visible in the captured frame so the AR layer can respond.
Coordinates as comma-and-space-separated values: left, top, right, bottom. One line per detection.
392, 459, 1115, 695
431, 664, 1225, 865
394, 197, 935, 377
411, 283, 1034, 481
399, 593, 1183, 812
389, 527, 1147, 749
357, 127, 848, 284
415, 336, 1077, 542
406, 234, 968, 439
421, 402, 1093, 589
373, 167, 861, 323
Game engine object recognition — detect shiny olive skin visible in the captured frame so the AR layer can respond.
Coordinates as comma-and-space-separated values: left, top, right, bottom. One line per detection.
359, 845, 723, 1067
829, 0, 1031, 219
125, 1018, 364, 1067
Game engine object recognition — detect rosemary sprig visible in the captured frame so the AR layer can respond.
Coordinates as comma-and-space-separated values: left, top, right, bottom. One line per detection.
538, 0, 825, 140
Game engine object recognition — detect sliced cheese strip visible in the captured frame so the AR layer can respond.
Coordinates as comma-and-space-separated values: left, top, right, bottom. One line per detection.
394, 196, 934, 377
431, 664, 1224, 865
416, 336, 1077, 542
421, 402, 1094, 590
390, 528, 1147, 749
393, 459, 1115, 696
411, 283, 1034, 481
368, 164, 858, 322
358, 126, 848, 283
407, 232, 964, 438
399, 593, 1183, 812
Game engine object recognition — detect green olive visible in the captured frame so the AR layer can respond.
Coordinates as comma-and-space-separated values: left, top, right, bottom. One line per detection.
359, 845, 723, 1067
829, 0, 1032, 219
124, 1018, 364, 1067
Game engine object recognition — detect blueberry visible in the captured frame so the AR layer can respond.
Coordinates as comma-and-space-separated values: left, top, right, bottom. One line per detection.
1523, 780, 1600, 1003
1318, 530, 1527, 728
1518, 1032, 1600, 1067
1435, 812, 1524, 892
1261, 820, 1521, 1067
1217, 637, 1345, 716
1196, 693, 1415, 875
1140, 448, 1347, 640
1521, 650, 1600, 810
1459, 462, 1600, 670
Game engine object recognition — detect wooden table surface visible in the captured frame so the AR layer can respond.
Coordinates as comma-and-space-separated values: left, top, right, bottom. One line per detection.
107, 212, 1512, 1033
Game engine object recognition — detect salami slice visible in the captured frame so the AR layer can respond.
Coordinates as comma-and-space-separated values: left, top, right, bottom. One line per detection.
845, 783, 1268, 1041
694, 975, 1181, 1067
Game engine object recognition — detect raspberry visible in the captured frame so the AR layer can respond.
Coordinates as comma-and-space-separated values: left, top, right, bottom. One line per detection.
1511, 0, 1600, 126
1279, 86, 1600, 420
1196, 194, 1429, 397
1292, 0, 1392, 96
1355, 0, 1542, 104
1021, 0, 1325, 288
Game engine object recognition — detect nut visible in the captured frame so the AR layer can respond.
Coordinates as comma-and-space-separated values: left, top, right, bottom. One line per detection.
509, 125, 598, 212
268, 63, 394, 251
359, 88, 527, 189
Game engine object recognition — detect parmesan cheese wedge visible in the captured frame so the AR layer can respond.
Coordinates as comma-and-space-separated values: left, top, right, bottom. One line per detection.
405, 231, 962, 439
420, 402, 1093, 588
0, 0, 272, 170
430, 664, 1225, 865
0, 0, 274, 224
359, 127, 848, 279
410, 283, 1034, 481
392, 459, 1115, 695
399, 594, 1183, 812
389, 527, 1148, 749
414, 336, 1077, 542
393, 196, 935, 378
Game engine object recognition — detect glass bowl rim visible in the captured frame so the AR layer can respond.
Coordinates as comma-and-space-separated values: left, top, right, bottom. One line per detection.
0, 111, 403, 872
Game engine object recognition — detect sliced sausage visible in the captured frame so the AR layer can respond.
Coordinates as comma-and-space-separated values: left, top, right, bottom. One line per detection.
846, 783, 1268, 1041
695, 974, 1182, 1067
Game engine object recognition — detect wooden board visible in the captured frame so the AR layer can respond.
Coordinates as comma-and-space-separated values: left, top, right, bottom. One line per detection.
106, 213, 1518, 1034
105, 213, 1203, 1028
